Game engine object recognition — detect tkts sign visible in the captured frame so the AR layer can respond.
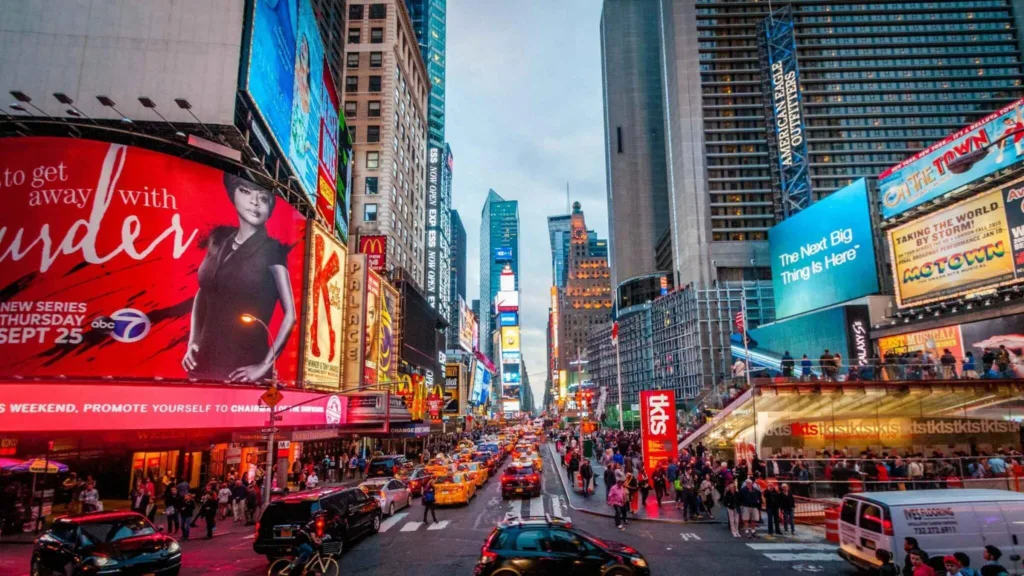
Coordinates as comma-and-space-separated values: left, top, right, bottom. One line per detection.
639, 390, 679, 472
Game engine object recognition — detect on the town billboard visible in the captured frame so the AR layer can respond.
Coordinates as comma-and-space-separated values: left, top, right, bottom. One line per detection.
639, 390, 679, 472
363, 270, 382, 385
377, 281, 399, 384
303, 223, 346, 389
243, 0, 340, 208
880, 98, 1024, 219
887, 175, 1024, 307
769, 179, 879, 319
0, 138, 307, 383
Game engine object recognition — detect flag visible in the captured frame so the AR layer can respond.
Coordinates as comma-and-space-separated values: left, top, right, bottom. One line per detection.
611, 321, 619, 343
734, 310, 745, 332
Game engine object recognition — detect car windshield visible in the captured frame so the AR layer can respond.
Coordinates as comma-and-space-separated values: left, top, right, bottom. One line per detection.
79, 517, 156, 545
260, 501, 317, 525
369, 459, 395, 470
509, 466, 535, 475
361, 481, 387, 490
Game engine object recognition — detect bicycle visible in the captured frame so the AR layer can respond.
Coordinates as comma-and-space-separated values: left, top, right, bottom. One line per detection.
267, 538, 342, 576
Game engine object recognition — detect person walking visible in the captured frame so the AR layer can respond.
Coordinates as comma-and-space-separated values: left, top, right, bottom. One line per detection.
230, 479, 247, 523
722, 482, 741, 537
981, 545, 1009, 576
739, 479, 761, 538
638, 469, 651, 507
567, 452, 580, 491
698, 474, 715, 519
197, 490, 219, 539
179, 493, 196, 541
651, 465, 666, 506
422, 478, 438, 524
779, 483, 796, 535
216, 482, 231, 520
624, 472, 639, 516
877, 550, 900, 576
579, 459, 594, 497
764, 483, 781, 535
603, 465, 616, 500
608, 479, 627, 530
130, 480, 149, 516
908, 549, 936, 576
164, 486, 181, 535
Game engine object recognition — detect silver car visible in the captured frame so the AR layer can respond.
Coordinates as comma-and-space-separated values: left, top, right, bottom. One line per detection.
359, 477, 411, 516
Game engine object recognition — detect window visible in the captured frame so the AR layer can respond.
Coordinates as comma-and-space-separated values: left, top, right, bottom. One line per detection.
346, 76, 358, 92
513, 529, 546, 551
370, 52, 383, 68
370, 28, 384, 43
548, 530, 584, 554
365, 177, 379, 195
344, 101, 357, 117
347, 126, 356, 143
346, 53, 359, 68
368, 101, 381, 117
858, 503, 884, 534
369, 3, 386, 19
367, 125, 381, 143
369, 76, 382, 92
366, 151, 379, 169
840, 499, 858, 525
348, 28, 361, 44
364, 203, 378, 222
348, 4, 363, 20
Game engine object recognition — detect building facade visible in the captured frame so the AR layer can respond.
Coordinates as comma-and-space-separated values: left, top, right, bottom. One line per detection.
479, 190, 519, 357
404, 0, 446, 148
656, 0, 1024, 287
445, 208, 467, 350
587, 305, 653, 416
345, 0, 429, 285
313, 0, 347, 88
547, 214, 572, 289
600, 0, 673, 294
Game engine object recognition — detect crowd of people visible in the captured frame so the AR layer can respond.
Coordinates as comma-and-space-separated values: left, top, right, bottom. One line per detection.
877, 537, 1011, 576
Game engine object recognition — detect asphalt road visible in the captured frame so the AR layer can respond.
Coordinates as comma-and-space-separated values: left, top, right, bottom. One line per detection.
0, 448, 860, 576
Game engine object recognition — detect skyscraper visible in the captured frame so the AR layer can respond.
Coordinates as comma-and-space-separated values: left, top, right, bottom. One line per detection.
547, 215, 572, 288
600, 0, 672, 295
479, 190, 519, 358
345, 0, 429, 285
657, 0, 1024, 287
404, 0, 446, 149
446, 208, 467, 350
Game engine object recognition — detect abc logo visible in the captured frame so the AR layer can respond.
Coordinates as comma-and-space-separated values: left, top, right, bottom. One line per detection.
91, 317, 116, 331
108, 308, 151, 343
325, 395, 343, 425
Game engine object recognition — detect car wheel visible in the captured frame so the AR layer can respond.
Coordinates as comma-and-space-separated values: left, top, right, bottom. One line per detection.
372, 513, 381, 533
605, 570, 630, 576
388, 502, 395, 517
29, 558, 44, 576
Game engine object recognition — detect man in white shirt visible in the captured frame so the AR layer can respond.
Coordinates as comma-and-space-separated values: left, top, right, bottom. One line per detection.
306, 471, 319, 489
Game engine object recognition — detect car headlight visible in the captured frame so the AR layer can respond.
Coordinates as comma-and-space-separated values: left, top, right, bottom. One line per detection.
629, 557, 648, 568
93, 556, 118, 567
167, 540, 181, 554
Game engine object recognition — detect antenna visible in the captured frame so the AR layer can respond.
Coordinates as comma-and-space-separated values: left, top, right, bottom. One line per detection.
566, 182, 570, 214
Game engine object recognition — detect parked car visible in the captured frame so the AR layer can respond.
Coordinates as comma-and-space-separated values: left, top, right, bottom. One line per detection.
253, 486, 381, 562
475, 516, 650, 576
404, 466, 434, 497
366, 455, 413, 479
501, 464, 541, 499
359, 477, 411, 517
837, 488, 1024, 574
31, 511, 182, 576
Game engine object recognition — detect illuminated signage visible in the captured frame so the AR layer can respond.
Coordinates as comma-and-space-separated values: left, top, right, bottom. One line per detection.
495, 291, 519, 312
500, 326, 520, 352
363, 271, 382, 385
639, 390, 679, 472
343, 255, 368, 391
499, 312, 518, 327
424, 146, 450, 321
494, 247, 513, 261
458, 298, 474, 352
550, 287, 559, 359
303, 223, 347, 389
359, 235, 387, 273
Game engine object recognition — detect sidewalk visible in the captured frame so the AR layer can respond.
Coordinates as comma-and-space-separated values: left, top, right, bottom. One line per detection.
0, 478, 362, 546
547, 443, 720, 525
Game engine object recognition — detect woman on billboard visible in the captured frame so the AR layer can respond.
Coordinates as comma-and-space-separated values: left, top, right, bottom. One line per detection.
181, 174, 297, 382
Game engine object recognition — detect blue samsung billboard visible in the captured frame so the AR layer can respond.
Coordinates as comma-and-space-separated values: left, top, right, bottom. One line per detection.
245, 0, 339, 206
879, 98, 1024, 219
494, 247, 513, 261
769, 179, 879, 319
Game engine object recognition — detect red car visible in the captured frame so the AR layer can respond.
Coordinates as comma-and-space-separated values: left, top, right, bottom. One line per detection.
403, 466, 433, 497
501, 464, 540, 499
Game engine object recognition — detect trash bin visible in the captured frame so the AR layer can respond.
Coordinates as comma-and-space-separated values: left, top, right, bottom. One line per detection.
583, 439, 594, 459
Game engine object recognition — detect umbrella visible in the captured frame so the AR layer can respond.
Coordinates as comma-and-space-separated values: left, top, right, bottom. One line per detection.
0, 458, 69, 474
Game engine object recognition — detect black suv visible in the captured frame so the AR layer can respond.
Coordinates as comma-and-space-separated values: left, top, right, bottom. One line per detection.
366, 455, 412, 478
475, 516, 650, 576
253, 486, 381, 562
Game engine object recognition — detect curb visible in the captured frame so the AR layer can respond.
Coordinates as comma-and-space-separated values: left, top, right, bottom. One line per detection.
546, 444, 719, 526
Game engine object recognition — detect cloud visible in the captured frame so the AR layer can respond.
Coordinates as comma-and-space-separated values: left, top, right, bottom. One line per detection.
447, 0, 607, 410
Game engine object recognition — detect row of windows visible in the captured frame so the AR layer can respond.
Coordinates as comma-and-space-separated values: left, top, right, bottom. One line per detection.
348, 27, 385, 44
802, 67, 1019, 79
701, 32, 1015, 48
800, 10, 1010, 22
347, 51, 384, 68
345, 75, 382, 93
800, 55, 1017, 68
804, 91, 1013, 103
348, 3, 387, 21
344, 100, 382, 118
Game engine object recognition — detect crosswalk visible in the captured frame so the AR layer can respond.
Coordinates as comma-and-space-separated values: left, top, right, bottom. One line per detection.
746, 543, 843, 563
377, 494, 570, 534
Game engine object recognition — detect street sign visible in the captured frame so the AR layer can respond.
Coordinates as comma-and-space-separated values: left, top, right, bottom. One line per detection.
261, 386, 283, 408
260, 427, 279, 434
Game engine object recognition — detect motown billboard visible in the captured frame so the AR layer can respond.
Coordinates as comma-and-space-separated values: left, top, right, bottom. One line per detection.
760, 6, 812, 217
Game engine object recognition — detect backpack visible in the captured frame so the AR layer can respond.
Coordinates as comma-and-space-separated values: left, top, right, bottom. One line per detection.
673, 477, 683, 491
423, 485, 435, 505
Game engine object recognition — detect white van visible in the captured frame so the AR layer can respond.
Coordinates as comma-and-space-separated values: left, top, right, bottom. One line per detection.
837, 489, 1023, 574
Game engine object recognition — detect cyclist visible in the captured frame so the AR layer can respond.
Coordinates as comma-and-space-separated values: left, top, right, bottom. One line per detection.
283, 519, 323, 575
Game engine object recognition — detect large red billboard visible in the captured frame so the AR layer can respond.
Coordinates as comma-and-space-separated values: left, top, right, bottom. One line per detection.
639, 390, 679, 472
0, 138, 307, 384
0, 383, 345, 433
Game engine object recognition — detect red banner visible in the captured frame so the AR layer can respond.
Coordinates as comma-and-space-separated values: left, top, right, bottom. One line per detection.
639, 390, 678, 472
0, 138, 307, 384
0, 383, 347, 432
358, 235, 387, 273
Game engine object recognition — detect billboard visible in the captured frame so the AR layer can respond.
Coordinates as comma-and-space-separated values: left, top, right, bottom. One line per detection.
761, 6, 812, 217
244, 0, 340, 207
363, 271, 383, 385
444, 363, 461, 414
377, 281, 399, 384
876, 313, 1024, 378
502, 351, 522, 365
880, 98, 1024, 219
343, 255, 368, 391
458, 298, 473, 352
887, 176, 1024, 307
769, 179, 879, 318
500, 326, 520, 352
0, 138, 307, 383
0, 383, 346, 433
303, 223, 346, 388
424, 146, 448, 318
358, 234, 387, 273
495, 291, 519, 312
639, 390, 679, 473
499, 311, 518, 327
335, 115, 353, 244
730, 305, 870, 374
494, 247, 513, 261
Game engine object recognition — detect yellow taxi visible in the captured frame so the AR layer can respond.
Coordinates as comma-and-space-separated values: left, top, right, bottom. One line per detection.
457, 439, 475, 451
425, 457, 450, 477
457, 461, 488, 487
433, 471, 476, 505
456, 448, 474, 462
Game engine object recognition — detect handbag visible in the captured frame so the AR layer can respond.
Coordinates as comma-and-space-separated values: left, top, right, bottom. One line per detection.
423, 489, 435, 505
164, 505, 176, 516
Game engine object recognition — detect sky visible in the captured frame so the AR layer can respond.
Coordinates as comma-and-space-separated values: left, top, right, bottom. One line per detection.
445, 0, 608, 407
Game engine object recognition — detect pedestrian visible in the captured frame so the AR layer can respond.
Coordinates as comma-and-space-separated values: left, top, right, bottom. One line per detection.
179, 493, 196, 541
940, 349, 958, 379
800, 355, 812, 381
698, 474, 714, 519
764, 483, 781, 535
952, 552, 979, 576
579, 459, 594, 497
130, 479, 150, 515
624, 472, 639, 515
909, 549, 936, 576
651, 465, 666, 506
779, 483, 796, 535
567, 452, 580, 490
306, 470, 319, 489
231, 479, 247, 522
996, 345, 1010, 373
962, 352, 979, 379
62, 473, 84, 516
603, 464, 616, 500
781, 351, 795, 378
638, 469, 651, 507
722, 482, 741, 537
981, 545, 1009, 576
673, 474, 684, 509
163, 486, 180, 534
877, 550, 900, 576
422, 478, 438, 524
198, 490, 218, 539
903, 537, 921, 576
245, 483, 259, 525
608, 479, 627, 530
739, 479, 761, 538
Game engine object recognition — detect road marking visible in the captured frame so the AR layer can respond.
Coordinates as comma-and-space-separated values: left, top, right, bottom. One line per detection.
551, 495, 563, 518
400, 521, 422, 532
379, 512, 408, 533
763, 553, 843, 562
746, 544, 836, 551
529, 495, 544, 517
426, 520, 449, 531
680, 533, 702, 541
793, 565, 825, 572
244, 534, 255, 540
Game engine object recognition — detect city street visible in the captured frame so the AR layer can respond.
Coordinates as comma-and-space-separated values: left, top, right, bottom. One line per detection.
0, 448, 857, 576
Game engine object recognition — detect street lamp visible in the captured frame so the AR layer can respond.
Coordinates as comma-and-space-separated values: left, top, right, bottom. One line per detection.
241, 313, 278, 511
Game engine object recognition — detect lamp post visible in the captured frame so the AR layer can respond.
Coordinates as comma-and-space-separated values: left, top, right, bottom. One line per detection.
241, 314, 278, 511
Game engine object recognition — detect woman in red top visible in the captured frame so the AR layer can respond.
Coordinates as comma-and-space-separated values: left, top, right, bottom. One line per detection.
909, 549, 936, 576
